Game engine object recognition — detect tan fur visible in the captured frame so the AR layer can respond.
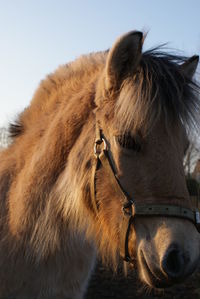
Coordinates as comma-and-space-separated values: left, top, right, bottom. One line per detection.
0, 52, 106, 298
0, 31, 200, 297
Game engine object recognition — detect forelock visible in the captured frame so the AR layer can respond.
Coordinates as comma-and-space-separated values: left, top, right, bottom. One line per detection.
115, 48, 200, 136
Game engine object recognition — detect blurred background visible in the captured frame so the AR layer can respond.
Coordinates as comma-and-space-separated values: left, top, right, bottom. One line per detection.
0, 0, 199, 127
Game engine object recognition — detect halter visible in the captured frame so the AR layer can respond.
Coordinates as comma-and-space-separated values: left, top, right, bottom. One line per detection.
90, 123, 200, 263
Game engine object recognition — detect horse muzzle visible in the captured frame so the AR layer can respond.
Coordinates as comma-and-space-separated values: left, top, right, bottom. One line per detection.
138, 238, 199, 289
137, 221, 199, 288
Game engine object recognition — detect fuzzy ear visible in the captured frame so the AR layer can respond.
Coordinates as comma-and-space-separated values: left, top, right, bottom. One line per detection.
105, 31, 143, 91
179, 55, 199, 79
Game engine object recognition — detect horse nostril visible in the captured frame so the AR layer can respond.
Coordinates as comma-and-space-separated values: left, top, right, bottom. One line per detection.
162, 246, 186, 279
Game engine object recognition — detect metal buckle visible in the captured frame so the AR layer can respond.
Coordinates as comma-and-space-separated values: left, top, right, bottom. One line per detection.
94, 138, 107, 157
195, 211, 200, 224
123, 200, 134, 216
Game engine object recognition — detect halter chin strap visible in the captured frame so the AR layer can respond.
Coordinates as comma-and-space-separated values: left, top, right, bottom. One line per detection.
90, 124, 200, 263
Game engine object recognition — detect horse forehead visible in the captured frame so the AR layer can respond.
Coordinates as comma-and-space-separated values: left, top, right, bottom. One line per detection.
145, 120, 186, 145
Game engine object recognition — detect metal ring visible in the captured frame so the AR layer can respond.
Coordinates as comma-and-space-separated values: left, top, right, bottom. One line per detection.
94, 138, 107, 156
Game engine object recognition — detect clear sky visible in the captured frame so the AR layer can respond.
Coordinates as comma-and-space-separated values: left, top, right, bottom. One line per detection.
0, 0, 200, 127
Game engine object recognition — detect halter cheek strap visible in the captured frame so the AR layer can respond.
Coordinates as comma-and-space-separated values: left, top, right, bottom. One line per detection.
90, 124, 200, 263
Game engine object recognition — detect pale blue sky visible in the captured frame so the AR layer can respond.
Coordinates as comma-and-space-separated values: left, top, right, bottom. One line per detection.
0, 0, 200, 126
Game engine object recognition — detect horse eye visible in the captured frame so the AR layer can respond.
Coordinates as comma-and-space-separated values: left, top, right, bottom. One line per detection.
116, 133, 141, 152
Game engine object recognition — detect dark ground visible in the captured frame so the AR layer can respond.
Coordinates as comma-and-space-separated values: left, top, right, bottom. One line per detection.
86, 261, 200, 299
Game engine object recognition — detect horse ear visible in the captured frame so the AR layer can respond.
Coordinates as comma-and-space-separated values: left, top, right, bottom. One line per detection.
105, 31, 143, 91
179, 55, 199, 79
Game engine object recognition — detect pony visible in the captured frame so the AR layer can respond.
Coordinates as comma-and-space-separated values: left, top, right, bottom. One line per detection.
0, 31, 200, 298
